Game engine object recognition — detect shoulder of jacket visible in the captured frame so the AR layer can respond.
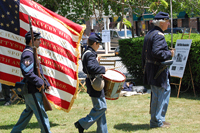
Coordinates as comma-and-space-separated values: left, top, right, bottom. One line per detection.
21, 49, 34, 58
23, 48, 33, 53
157, 32, 164, 36
82, 50, 93, 60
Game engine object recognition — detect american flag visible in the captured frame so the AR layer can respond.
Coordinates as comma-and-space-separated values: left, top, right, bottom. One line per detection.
0, 0, 85, 112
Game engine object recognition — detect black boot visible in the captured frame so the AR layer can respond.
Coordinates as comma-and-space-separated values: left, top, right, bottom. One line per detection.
74, 121, 84, 133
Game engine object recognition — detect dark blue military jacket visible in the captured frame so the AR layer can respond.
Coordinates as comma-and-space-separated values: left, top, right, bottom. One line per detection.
82, 46, 106, 97
142, 26, 172, 88
20, 46, 50, 94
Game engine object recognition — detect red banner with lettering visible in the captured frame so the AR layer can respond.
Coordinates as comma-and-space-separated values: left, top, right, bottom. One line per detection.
0, 0, 85, 112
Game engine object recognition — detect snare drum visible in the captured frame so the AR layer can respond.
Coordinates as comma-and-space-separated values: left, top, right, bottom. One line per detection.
103, 69, 126, 100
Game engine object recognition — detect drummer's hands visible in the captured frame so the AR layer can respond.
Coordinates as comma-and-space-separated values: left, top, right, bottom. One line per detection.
105, 68, 108, 71
97, 56, 101, 62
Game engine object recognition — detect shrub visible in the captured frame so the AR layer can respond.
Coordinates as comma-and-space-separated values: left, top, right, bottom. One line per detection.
119, 37, 144, 85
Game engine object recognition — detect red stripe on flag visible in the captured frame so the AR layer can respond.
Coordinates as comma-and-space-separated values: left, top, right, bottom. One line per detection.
0, 72, 21, 84
20, 27, 28, 37
39, 39, 77, 64
45, 76, 76, 95
40, 56, 77, 80
0, 37, 25, 52
19, 12, 77, 48
46, 93, 70, 109
0, 54, 20, 68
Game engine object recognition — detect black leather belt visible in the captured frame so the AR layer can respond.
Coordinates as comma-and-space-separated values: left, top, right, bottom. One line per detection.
146, 60, 160, 65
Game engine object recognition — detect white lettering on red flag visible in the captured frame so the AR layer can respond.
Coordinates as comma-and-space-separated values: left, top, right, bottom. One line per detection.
0, 0, 85, 112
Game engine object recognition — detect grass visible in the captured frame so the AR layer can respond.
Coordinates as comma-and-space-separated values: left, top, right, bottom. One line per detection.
0, 88, 200, 133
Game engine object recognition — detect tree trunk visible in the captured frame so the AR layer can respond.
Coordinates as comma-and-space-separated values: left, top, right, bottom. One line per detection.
129, 8, 135, 38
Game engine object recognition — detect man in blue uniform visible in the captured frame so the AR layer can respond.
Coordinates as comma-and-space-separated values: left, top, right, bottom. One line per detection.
142, 12, 175, 128
11, 31, 51, 133
75, 33, 108, 133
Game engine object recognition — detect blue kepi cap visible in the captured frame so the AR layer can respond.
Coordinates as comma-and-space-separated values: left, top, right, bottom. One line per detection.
154, 12, 169, 20
88, 33, 102, 43
25, 31, 42, 44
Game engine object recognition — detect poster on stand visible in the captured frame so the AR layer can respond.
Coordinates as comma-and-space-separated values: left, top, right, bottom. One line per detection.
169, 39, 192, 78
102, 30, 110, 43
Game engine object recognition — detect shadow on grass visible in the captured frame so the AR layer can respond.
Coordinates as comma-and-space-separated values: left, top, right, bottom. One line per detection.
0, 121, 59, 130
84, 131, 96, 133
73, 123, 150, 133
114, 123, 150, 132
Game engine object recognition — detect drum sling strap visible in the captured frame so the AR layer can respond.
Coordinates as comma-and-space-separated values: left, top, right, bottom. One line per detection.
81, 50, 100, 79
81, 50, 105, 91
81, 50, 93, 82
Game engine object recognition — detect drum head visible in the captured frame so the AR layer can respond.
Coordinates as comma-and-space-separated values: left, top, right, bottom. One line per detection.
103, 69, 126, 82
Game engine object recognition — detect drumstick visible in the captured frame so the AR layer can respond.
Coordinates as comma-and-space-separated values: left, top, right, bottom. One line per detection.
107, 66, 122, 70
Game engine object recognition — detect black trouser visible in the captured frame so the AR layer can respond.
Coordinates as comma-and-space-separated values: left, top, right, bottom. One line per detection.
2, 84, 10, 102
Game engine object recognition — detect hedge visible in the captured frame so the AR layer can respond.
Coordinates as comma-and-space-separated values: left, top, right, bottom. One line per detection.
119, 33, 200, 90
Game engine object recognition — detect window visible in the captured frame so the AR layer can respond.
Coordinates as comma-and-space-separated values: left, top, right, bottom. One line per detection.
117, 31, 132, 37
182, 18, 189, 28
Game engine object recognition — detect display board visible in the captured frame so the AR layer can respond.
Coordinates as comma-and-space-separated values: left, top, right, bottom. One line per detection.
169, 39, 192, 78
102, 30, 110, 43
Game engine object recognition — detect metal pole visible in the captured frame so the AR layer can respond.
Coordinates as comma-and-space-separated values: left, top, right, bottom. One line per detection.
170, 0, 173, 48
107, 17, 111, 51
104, 17, 108, 54
124, 15, 127, 38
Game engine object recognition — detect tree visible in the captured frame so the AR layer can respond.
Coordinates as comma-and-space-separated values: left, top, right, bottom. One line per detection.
34, 0, 110, 28
108, 0, 200, 37
34, 0, 200, 35
107, 0, 168, 37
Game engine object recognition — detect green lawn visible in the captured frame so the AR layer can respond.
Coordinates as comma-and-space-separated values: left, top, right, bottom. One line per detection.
0, 88, 200, 133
